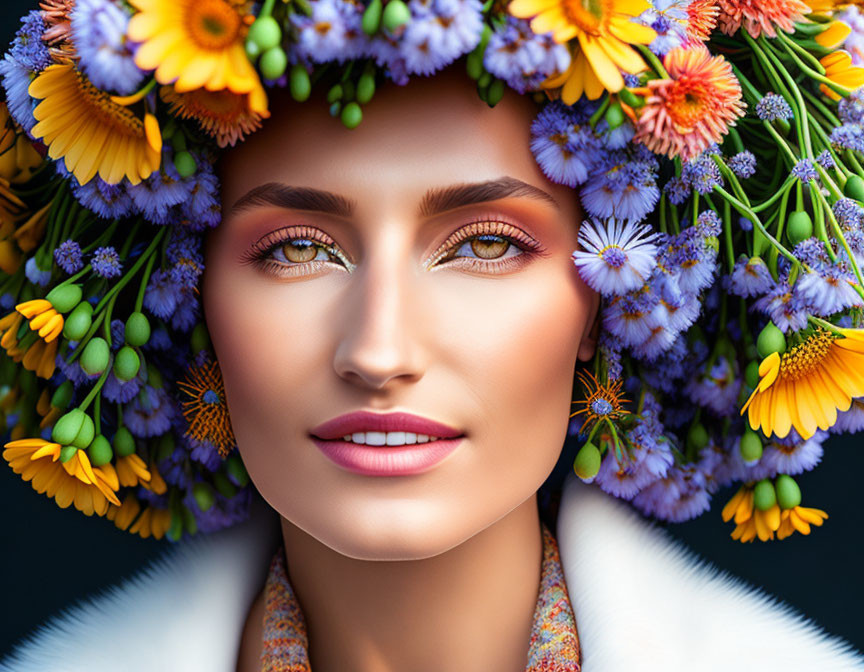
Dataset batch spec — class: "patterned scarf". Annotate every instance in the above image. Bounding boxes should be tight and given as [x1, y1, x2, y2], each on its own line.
[259, 522, 581, 671]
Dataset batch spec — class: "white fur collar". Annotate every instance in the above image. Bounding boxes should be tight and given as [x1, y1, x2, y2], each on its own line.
[2, 474, 862, 672]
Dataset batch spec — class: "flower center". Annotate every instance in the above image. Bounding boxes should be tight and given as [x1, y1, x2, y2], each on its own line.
[76, 70, 143, 135]
[601, 245, 626, 268]
[203, 389, 221, 404]
[561, 0, 611, 35]
[779, 328, 834, 382]
[185, 0, 243, 50]
[590, 398, 614, 415]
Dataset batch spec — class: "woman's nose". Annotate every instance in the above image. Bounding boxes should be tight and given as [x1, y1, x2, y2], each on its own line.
[332, 249, 427, 391]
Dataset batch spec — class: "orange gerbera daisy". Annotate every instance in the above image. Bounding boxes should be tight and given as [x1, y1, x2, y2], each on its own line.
[3, 438, 121, 516]
[741, 327, 864, 440]
[569, 370, 629, 434]
[128, 0, 262, 97]
[508, 0, 656, 102]
[28, 64, 161, 185]
[160, 85, 269, 147]
[177, 357, 237, 458]
[632, 46, 745, 161]
[716, 0, 809, 38]
[685, 0, 719, 43]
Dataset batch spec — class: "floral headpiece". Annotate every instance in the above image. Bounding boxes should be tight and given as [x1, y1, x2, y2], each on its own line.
[2, 0, 864, 544]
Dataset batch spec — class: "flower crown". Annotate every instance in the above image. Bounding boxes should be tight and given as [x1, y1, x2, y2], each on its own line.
[1, 0, 863, 544]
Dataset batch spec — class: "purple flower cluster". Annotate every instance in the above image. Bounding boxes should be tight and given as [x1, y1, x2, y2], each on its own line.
[638, 0, 689, 56]
[483, 16, 570, 93]
[143, 229, 204, 332]
[755, 93, 793, 121]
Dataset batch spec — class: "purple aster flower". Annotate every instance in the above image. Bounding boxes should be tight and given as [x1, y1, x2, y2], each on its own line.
[70, 0, 146, 94]
[124, 385, 175, 438]
[753, 278, 810, 332]
[684, 357, 741, 416]
[830, 123, 864, 152]
[602, 288, 662, 347]
[795, 265, 863, 316]
[571, 219, 658, 296]
[728, 151, 756, 179]
[143, 268, 182, 319]
[530, 102, 600, 187]
[696, 210, 722, 237]
[101, 369, 144, 403]
[24, 256, 51, 286]
[594, 444, 656, 499]
[10, 11, 51, 73]
[483, 16, 570, 93]
[670, 232, 717, 294]
[396, 0, 483, 76]
[833, 198, 864, 228]
[681, 154, 723, 195]
[791, 159, 818, 182]
[792, 238, 828, 265]
[633, 463, 712, 522]
[0, 55, 36, 133]
[72, 177, 135, 219]
[188, 438, 223, 471]
[55, 342, 99, 387]
[755, 93, 793, 121]
[580, 151, 659, 222]
[291, 0, 368, 64]
[816, 149, 836, 170]
[91, 246, 122, 278]
[725, 255, 774, 297]
[54, 240, 84, 274]
[833, 397, 864, 432]
[128, 151, 195, 224]
[838, 84, 864, 123]
[170, 290, 200, 332]
[760, 430, 825, 475]
[663, 176, 690, 205]
[182, 167, 221, 229]
[184, 485, 251, 534]
[639, 0, 689, 55]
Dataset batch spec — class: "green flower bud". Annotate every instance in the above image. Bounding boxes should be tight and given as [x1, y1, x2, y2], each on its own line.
[146, 362, 164, 388]
[191, 322, 211, 354]
[686, 422, 709, 452]
[260, 46, 288, 80]
[573, 441, 601, 480]
[213, 471, 238, 498]
[753, 478, 777, 511]
[52, 408, 85, 445]
[327, 84, 343, 103]
[226, 454, 250, 487]
[382, 0, 411, 31]
[113, 345, 140, 382]
[361, 0, 383, 35]
[182, 506, 198, 536]
[192, 482, 216, 512]
[166, 512, 184, 542]
[156, 432, 175, 461]
[486, 79, 504, 107]
[289, 64, 311, 102]
[63, 301, 93, 341]
[59, 444, 78, 463]
[80, 337, 110, 375]
[71, 412, 95, 449]
[786, 210, 813, 246]
[356, 73, 376, 104]
[618, 87, 645, 108]
[744, 360, 760, 389]
[477, 71, 491, 89]
[466, 50, 483, 80]
[113, 426, 136, 457]
[87, 434, 113, 467]
[605, 101, 625, 129]
[844, 174, 864, 202]
[248, 16, 282, 51]
[739, 430, 763, 464]
[45, 283, 82, 313]
[341, 81, 355, 101]
[125, 311, 150, 347]
[174, 150, 197, 178]
[245, 39, 261, 61]
[756, 322, 786, 359]
[341, 102, 363, 129]
[775, 473, 802, 510]
[51, 379, 74, 409]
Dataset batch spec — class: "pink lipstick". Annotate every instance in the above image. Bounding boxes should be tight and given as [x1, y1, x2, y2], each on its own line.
[310, 411, 465, 476]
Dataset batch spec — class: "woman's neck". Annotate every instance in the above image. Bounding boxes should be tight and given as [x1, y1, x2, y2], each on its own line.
[248, 494, 544, 672]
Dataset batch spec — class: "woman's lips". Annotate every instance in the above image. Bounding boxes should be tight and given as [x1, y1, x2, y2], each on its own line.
[310, 411, 465, 476]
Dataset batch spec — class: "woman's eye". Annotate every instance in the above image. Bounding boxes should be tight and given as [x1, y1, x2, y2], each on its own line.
[270, 239, 341, 265]
[442, 234, 523, 263]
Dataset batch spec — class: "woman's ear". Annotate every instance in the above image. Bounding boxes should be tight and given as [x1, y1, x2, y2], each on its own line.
[576, 291, 601, 362]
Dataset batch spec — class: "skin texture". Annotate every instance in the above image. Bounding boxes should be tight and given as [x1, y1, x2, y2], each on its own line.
[204, 68, 599, 672]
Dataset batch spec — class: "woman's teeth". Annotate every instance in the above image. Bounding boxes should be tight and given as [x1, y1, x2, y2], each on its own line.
[341, 432, 439, 446]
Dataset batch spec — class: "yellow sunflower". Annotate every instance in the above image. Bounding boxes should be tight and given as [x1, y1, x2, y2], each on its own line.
[28, 64, 161, 185]
[3, 438, 121, 516]
[160, 84, 269, 147]
[741, 327, 864, 440]
[508, 0, 656, 102]
[128, 0, 262, 97]
[819, 51, 864, 100]
[721, 485, 781, 542]
[0, 309, 58, 380]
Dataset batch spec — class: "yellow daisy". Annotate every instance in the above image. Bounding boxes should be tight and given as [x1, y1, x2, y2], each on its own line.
[508, 0, 656, 101]
[127, 0, 262, 96]
[28, 64, 162, 185]
[129, 505, 172, 539]
[721, 486, 781, 542]
[3, 438, 121, 516]
[0, 309, 59, 380]
[0, 104, 44, 184]
[776, 505, 828, 539]
[116, 452, 152, 487]
[16, 298, 64, 343]
[819, 51, 864, 101]
[741, 327, 864, 440]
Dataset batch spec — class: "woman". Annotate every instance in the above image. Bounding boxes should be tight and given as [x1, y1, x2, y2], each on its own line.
[1, 0, 864, 669]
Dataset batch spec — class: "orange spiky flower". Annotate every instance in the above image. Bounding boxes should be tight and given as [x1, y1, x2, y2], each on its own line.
[177, 357, 236, 458]
[570, 371, 629, 434]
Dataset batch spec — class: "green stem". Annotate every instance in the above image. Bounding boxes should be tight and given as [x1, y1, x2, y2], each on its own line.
[78, 364, 111, 414]
[635, 44, 669, 78]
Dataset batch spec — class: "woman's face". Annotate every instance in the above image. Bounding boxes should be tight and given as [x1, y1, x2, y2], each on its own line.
[204, 70, 599, 560]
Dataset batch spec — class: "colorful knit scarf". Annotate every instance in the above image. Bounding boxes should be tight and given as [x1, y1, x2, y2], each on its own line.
[259, 522, 581, 671]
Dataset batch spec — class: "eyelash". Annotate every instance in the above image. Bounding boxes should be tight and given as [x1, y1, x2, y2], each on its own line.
[241, 220, 545, 278]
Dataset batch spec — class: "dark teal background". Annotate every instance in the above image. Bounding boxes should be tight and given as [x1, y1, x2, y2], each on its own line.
[0, 1, 862, 659]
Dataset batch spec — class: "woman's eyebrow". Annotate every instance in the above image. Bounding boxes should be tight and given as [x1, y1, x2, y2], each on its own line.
[419, 177, 559, 217]
[228, 182, 355, 217]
